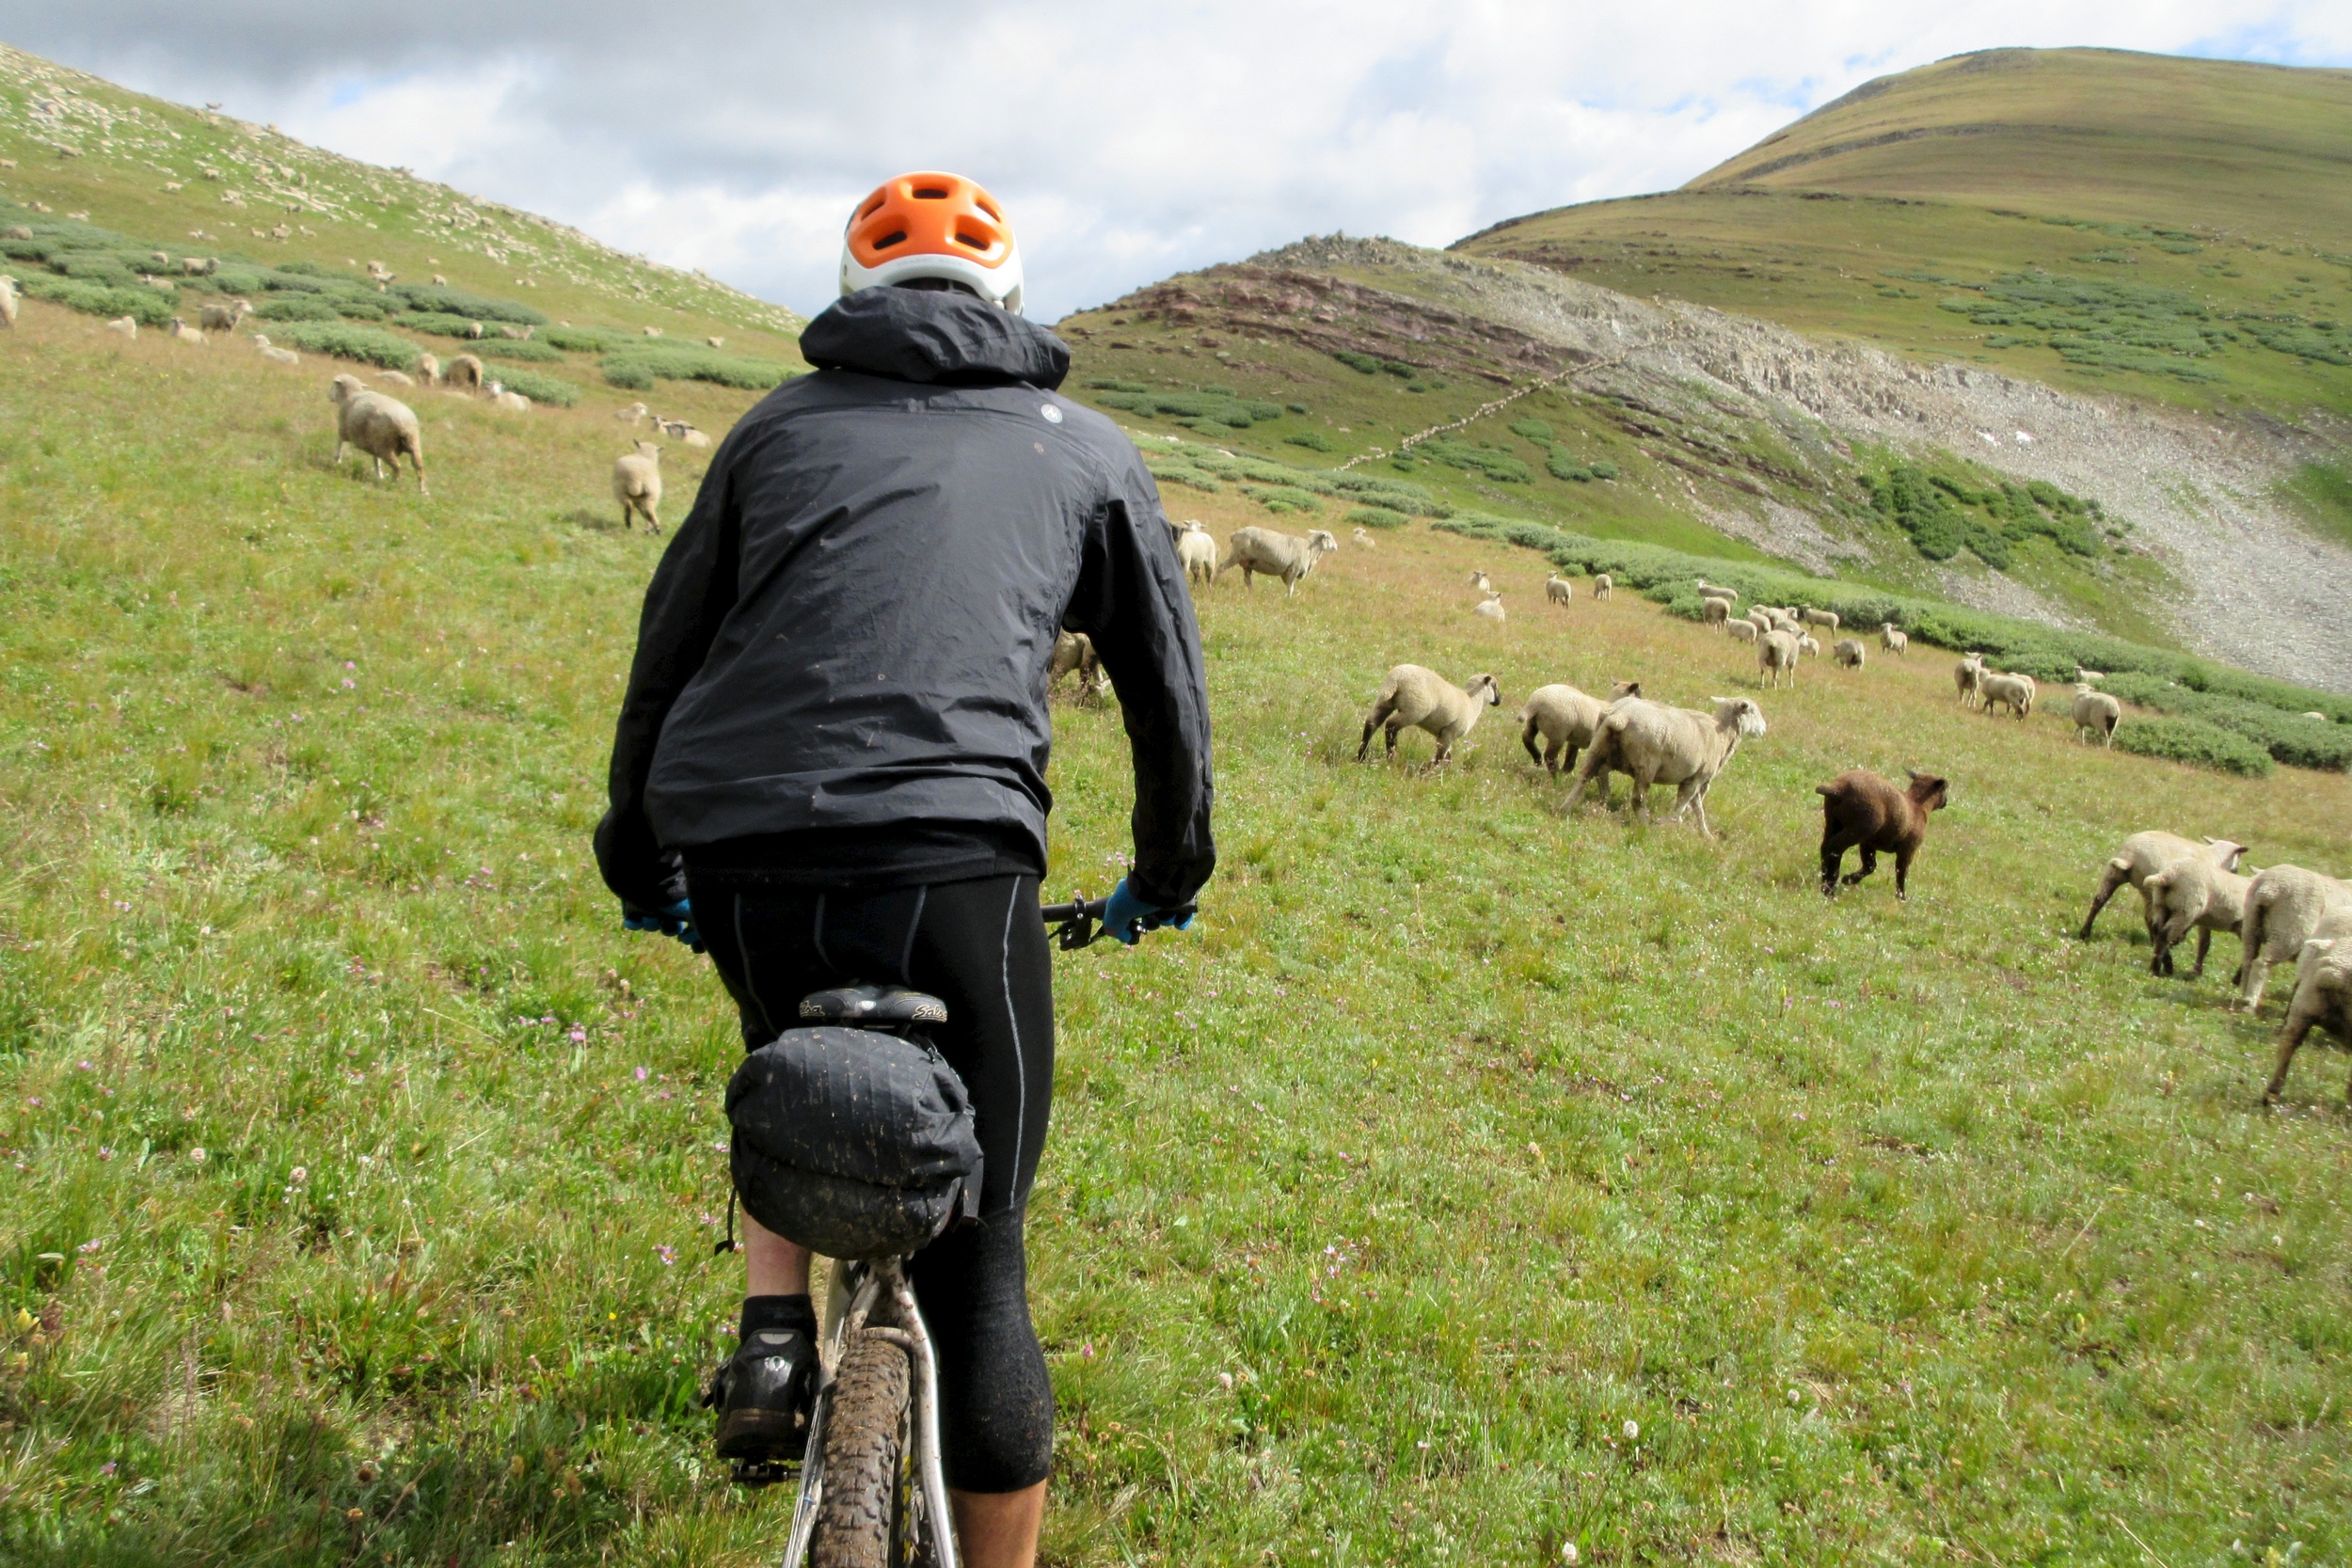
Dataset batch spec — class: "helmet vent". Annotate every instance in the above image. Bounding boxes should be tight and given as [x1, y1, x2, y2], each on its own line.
[955, 229, 989, 250]
[913, 185, 950, 199]
[871, 230, 907, 251]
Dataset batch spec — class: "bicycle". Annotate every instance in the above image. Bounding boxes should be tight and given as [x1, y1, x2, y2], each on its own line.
[759, 894, 1189, 1568]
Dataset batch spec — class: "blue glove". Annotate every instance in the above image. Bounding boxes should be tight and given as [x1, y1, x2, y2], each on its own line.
[1101, 877, 1192, 947]
[623, 897, 704, 953]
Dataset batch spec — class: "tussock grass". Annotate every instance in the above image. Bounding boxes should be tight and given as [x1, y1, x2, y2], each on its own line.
[3, 299, 2350, 1566]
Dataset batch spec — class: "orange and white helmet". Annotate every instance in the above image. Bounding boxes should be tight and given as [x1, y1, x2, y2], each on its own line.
[839, 171, 1024, 315]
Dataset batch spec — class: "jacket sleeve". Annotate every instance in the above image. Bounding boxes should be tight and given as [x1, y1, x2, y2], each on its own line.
[1061, 448, 1216, 908]
[594, 441, 744, 911]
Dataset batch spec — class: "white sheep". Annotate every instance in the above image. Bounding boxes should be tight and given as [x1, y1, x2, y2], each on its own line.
[661, 419, 713, 447]
[1358, 666, 1502, 764]
[417, 353, 441, 386]
[377, 369, 415, 388]
[1518, 678, 1641, 777]
[1954, 653, 1985, 707]
[1746, 606, 1773, 633]
[1833, 638, 1866, 669]
[2072, 685, 2122, 746]
[487, 384, 532, 413]
[1880, 623, 1908, 656]
[445, 354, 485, 391]
[2265, 906, 2352, 1102]
[1468, 570, 1493, 593]
[1766, 610, 1802, 636]
[250, 333, 299, 366]
[1049, 629, 1109, 697]
[197, 298, 249, 333]
[613, 440, 662, 532]
[464, 321, 485, 340]
[2076, 668, 2106, 684]
[644, 325, 664, 337]
[0, 274, 16, 328]
[328, 373, 427, 496]
[1591, 573, 1613, 600]
[1472, 591, 1505, 623]
[1702, 596, 1730, 630]
[1218, 526, 1337, 596]
[2144, 856, 2251, 980]
[1725, 618, 1758, 644]
[707, 335, 726, 349]
[1176, 523, 1218, 586]
[165, 317, 206, 345]
[2077, 832, 2249, 942]
[1796, 632, 1821, 659]
[1351, 526, 1377, 549]
[1800, 606, 1840, 636]
[616, 401, 649, 424]
[1696, 580, 1740, 604]
[1558, 694, 1768, 838]
[2300, 711, 2328, 721]
[1546, 573, 1572, 607]
[1980, 672, 2036, 720]
[2237, 865, 2352, 1014]
[1758, 629, 1800, 689]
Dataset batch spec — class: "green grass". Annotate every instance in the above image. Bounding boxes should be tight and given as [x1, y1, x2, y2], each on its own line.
[6, 296, 2352, 1566]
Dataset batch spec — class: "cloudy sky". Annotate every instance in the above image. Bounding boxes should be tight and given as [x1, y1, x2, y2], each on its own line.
[7, 2, 2350, 322]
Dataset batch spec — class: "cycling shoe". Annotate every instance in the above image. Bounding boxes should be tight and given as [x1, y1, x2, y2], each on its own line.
[704, 1323, 818, 1473]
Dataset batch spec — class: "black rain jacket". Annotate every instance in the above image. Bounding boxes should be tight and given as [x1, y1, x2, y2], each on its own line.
[595, 286, 1216, 911]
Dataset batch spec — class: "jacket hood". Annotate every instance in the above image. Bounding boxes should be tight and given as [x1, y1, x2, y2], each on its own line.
[799, 287, 1070, 389]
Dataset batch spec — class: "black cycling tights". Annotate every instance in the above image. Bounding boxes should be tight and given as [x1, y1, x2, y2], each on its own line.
[690, 872, 1056, 1492]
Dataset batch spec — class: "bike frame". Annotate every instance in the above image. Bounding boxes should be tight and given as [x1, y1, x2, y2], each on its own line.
[779, 1256, 958, 1568]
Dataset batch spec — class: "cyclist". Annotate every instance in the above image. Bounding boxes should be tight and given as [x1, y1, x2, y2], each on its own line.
[595, 171, 1215, 1567]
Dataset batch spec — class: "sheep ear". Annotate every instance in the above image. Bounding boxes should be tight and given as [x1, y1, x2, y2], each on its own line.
[1905, 767, 1922, 781]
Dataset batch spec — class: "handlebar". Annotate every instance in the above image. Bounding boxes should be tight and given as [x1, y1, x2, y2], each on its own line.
[1040, 895, 1198, 950]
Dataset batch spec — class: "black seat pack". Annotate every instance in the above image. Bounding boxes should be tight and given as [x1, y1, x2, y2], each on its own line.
[725, 1011, 983, 1260]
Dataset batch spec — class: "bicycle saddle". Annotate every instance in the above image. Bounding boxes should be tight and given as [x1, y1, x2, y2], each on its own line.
[797, 984, 948, 1027]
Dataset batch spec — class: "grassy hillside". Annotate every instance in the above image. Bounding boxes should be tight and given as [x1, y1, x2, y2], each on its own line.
[5, 289, 2352, 1566]
[1455, 49, 2352, 420]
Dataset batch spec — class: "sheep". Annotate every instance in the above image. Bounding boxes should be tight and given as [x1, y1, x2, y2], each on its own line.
[707, 335, 726, 349]
[1218, 526, 1337, 596]
[1796, 633, 1821, 659]
[1725, 618, 1758, 644]
[486, 385, 532, 413]
[1546, 573, 1572, 607]
[2263, 906, 2352, 1102]
[445, 354, 485, 391]
[417, 353, 441, 386]
[1558, 695, 1768, 837]
[616, 401, 650, 424]
[1518, 679, 1640, 777]
[1695, 579, 1740, 605]
[2302, 711, 2329, 721]
[1979, 672, 2035, 720]
[644, 325, 664, 337]
[1358, 666, 1502, 764]
[496, 324, 533, 341]
[0, 274, 15, 328]
[1766, 610, 1802, 636]
[1800, 606, 1840, 636]
[1591, 573, 1613, 600]
[1954, 653, 1985, 707]
[1468, 570, 1493, 593]
[1817, 768, 1947, 899]
[1758, 628, 1800, 689]
[165, 317, 206, 345]
[1746, 606, 1773, 633]
[252, 334, 300, 366]
[432, 274, 447, 285]
[2078, 832, 2249, 941]
[1880, 622, 1908, 656]
[2076, 668, 2106, 684]
[2071, 685, 2122, 746]
[660, 419, 713, 447]
[1176, 523, 1219, 586]
[1351, 526, 1376, 548]
[1049, 629, 1109, 697]
[612, 440, 662, 532]
[2143, 856, 2251, 979]
[1472, 591, 1505, 623]
[197, 298, 249, 333]
[2236, 865, 2352, 1014]
[104, 316, 138, 339]
[327, 373, 428, 496]
[1702, 596, 1730, 630]
[464, 321, 486, 341]
[180, 256, 217, 276]
[1833, 638, 1866, 670]
[377, 369, 415, 388]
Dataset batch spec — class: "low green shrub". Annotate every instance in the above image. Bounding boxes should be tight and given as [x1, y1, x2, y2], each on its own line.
[54, 252, 140, 286]
[1380, 360, 1415, 378]
[277, 259, 334, 278]
[1546, 451, 1593, 482]
[1344, 506, 1411, 531]
[390, 283, 546, 325]
[1333, 351, 1380, 374]
[263, 322, 422, 371]
[1416, 437, 1531, 483]
[1284, 431, 1336, 452]
[257, 294, 344, 323]
[542, 326, 632, 354]
[2098, 673, 2352, 770]
[1286, 403, 1311, 415]
[479, 367, 581, 407]
[479, 340, 565, 363]
[394, 311, 488, 339]
[2112, 717, 2274, 776]
[1509, 418, 1554, 443]
[19, 276, 177, 326]
[1329, 473, 1437, 512]
[1241, 484, 1324, 515]
[600, 344, 793, 391]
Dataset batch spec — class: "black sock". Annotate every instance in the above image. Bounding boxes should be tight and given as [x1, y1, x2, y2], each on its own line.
[740, 1293, 817, 1342]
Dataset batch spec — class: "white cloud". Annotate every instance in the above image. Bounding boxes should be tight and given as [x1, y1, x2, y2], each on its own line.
[8, 0, 2349, 321]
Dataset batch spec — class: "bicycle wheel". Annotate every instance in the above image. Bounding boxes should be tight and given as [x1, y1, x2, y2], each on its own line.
[810, 1329, 912, 1568]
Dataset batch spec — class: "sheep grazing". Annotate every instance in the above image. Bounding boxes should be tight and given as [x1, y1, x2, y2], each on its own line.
[328, 374, 428, 496]
[1880, 623, 1908, 656]
[416, 353, 441, 386]
[707, 335, 726, 349]
[1696, 580, 1740, 605]
[1518, 679, 1640, 777]
[1559, 695, 1768, 838]
[1800, 607, 1840, 636]
[2300, 710, 2328, 721]
[1725, 618, 1758, 644]
[2076, 668, 2106, 684]
[1979, 672, 2035, 720]
[1833, 638, 1867, 670]
[2143, 857, 2251, 979]
[198, 298, 249, 333]
[1954, 653, 1985, 707]
[2236, 865, 2352, 1014]
[1218, 526, 1337, 596]
[1175, 521, 1218, 585]
[1358, 666, 1501, 765]
[496, 324, 533, 341]
[612, 440, 662, 532]
[445, 354, 485, 391]
[2264, 907, 2352, 1102]
[250, 334, 299, 365]
[1472, 591, 1505, 623]
[1758, 629, 1799, 689]
[1702, 596, 1730, 629]
[644, 325, 663, 338]
[1049, 629, 1109, 698]
[1796, 633, 1821, 659]
[616, 401, 650, 424]
[660, 419, 713, 447]
[1467, 570, 1493, 593]
[464, 321, 486, 341]
[1817, 768, 1947, 899]
[165, 317, 206, 345]
[0, 274, 16, 328]
[180, 256, 217, 277]
[1591, 573, 1613, 600]
[1351, 526, 1376, 549]
[1546, 573, 1572, 607]
[2078, 832, 2249, 941]
[2072, 684, 2122, 746]
[486, 385, 532, 413]
[377, 369, 415, 388]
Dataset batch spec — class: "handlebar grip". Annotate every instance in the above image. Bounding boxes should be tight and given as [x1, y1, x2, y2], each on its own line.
[1039, 897, 1197, 948]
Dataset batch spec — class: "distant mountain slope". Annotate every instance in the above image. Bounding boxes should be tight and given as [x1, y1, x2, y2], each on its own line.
[1454, 50, 2352, 422]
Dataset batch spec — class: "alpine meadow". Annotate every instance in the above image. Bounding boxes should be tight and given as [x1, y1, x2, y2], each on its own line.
[5, 36, 2352, 1568]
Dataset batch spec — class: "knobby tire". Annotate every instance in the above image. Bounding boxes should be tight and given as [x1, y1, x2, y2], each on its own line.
[810, 1329, 913, 1568]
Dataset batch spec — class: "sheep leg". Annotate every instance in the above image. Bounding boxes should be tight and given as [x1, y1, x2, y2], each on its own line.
[1894, 848, 1914, 901]
[2078, 861, 2131, 940]
[1843, 847, 1879, 889]
[372, 454, 386, 482]
[1820, 840, 1849, 896]
[2263, 1013, 2317, 1102]
[2189, 927, 2212, 980]
[1559, 744, 1581, 778]
[1520, 721, 1544, 768]
[1356, 703, 1393, 762]
[1629, 766, 1660, 824]
[2239, 958, 2272, 1015]
[620, 502, 634, 532]
[332, 438, 347, 470]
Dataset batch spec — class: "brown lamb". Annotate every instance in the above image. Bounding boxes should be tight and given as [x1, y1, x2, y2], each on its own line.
[1817, 768, 1949, 900]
